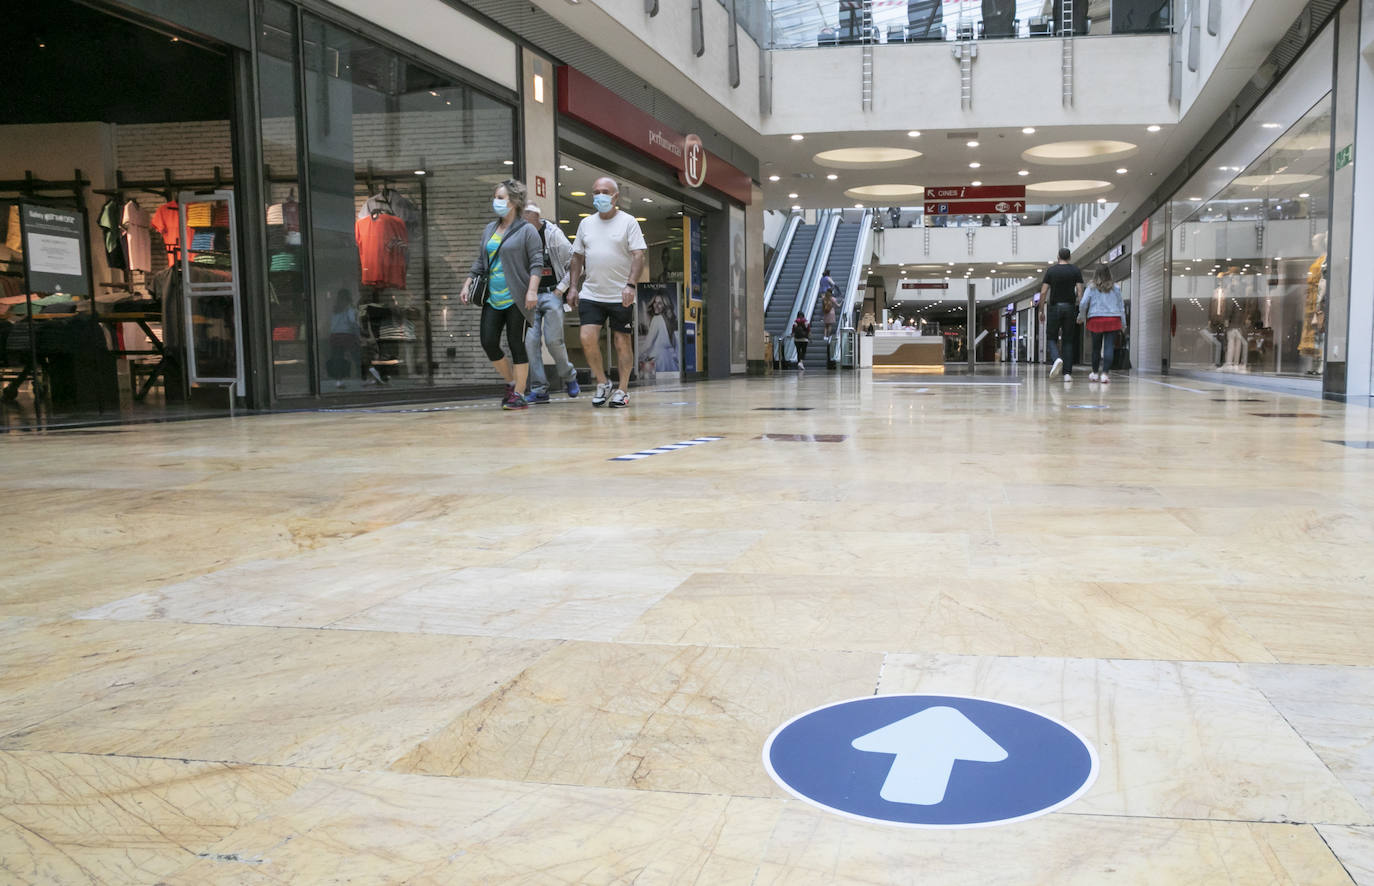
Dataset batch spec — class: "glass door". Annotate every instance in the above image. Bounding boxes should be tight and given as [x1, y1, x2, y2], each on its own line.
[178, 190, 245, 395]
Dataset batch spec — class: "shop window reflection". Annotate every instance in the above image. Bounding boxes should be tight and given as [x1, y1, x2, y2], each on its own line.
[1169, 97, 1331, 380]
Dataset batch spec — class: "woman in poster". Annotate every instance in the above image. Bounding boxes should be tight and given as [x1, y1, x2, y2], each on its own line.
[639, 292, 679, 381]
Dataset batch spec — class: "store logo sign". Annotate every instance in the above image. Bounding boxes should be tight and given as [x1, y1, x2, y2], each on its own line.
[683, 134, 707, 188]
[1336, 144, 1353, 171]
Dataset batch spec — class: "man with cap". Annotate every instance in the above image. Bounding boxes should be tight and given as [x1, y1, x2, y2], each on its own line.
[521, 202, 580, 402]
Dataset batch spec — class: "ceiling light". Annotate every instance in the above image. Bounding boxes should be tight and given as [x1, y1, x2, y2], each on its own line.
[428, 90, 439, 97]
[969, 162, 981, 169]
[559, 219, 570, 224]
[827, 174, 839, 180]
[1116, 168, 1128, 174]
[791, 134, 804, 141]
[1262, 122, 1281, 129]
[570, 190, 586, 197]
[1097, 197, 1107, 203]
[970, 180, 982, 186]
[636, 216, 647, 221]
[967, 140, 980, 148]
[1188, 196, 1201, 201]
[1299, 192, 1310, 198]
[413, 170, 426, 176]
[792, 204, 801, 210]
[578, 212, 590, 217]
[559, 164, 575, 172]
[854, 203, 864, 209]
[502, 160, 514, 165]
[1022, 127, 1036, 135]
[1147, 125, 1162, 132]
[908, 130, 921, 137]
[1018, 170, 1029, 176]
[788, 192, 799, 199]
[768, 175, 780, 182]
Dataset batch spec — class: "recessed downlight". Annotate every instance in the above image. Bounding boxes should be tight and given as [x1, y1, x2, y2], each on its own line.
[1116, 168, 1128, 174]
[791, 134, 804, 141]
[570, 190, 586, 197]
[967, 140, 979, 148]
[1017, 170, 1029, 176]
[768, 175, 780, 182]
[907, 130, 921, 137]
[970, 180, 983, 186]
[1147, 125, 1162, 132]
[1022, 127, 1036, 134]
[969, 162, 981, 169]
[826, 173, 839, 180]
[788, 192, 799, 199]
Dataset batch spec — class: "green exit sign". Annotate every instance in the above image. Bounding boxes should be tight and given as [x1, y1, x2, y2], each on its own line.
[1336, 144, 1353, 170]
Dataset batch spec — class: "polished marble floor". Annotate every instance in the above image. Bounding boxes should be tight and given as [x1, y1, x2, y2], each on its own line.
[2, 369, 1373, 884]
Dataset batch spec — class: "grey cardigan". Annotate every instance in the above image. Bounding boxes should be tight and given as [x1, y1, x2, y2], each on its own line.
[469, 218, 542, 320]
[1078, 284, 1126, 326]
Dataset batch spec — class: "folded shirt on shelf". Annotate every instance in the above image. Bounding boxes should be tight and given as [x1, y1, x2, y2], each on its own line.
[186, 203, 213, 227]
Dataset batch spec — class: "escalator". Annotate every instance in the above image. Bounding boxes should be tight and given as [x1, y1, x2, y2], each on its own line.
[807, 220, 864, 337]
[764, 222, 820, 337]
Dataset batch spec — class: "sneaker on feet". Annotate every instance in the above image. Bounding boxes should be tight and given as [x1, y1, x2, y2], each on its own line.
[1088, 372, 1100, 382]
[502, 389, 528, 410]
[566, 377, 580, 398]
[1063, 373, 1073, 383]
[1101, 374, 1111, 384]
[609, 389, 629, 409]
[526, 390, 550, 404]
[592, 381, 611, 407]
[1049, 358, 1064, 378]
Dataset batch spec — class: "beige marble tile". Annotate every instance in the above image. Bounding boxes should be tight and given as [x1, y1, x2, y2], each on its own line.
[393, 641, 883, 796]
[0, 750, 313, 886]
[1245, 664, 1374, 818]
[878, 654, 1371, 825]
[331, 565, 687, 641]
[160, 772, 777, 886]
[724, 529, 970, 577]
[0, 619, 242, 739]
[1318, 825, 1374, 886]
[1210, 584, 1374, 665]
[7, 628, 556, 770]
[513, 526, 768, 571]
[752, 805, 1355, 886]
[620, 573, 1273, 661]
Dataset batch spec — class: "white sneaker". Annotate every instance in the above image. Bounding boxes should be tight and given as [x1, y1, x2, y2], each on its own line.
[609, 389, 629, 409]
[1088, 372, 1100, 382]
[592, 381, 611, 407]
[1049, 358, 1064, 378]
[1063, 373, 1073, 383]
[1100, 374, 1111, 385]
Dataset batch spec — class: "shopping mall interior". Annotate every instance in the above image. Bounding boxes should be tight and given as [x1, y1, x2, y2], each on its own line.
[1, 0, 1372, 883]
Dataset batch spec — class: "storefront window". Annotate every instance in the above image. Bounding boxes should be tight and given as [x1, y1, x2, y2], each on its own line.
[1169, 96, 1332, 379]
[258, 0, 309, 398]
[301, 15, 517, 393]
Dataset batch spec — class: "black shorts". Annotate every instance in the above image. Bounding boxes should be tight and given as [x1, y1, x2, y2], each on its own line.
[578, 299, 633, 334]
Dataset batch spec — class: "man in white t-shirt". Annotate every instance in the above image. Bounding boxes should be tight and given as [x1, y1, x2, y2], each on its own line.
[568, 177, 647, 408]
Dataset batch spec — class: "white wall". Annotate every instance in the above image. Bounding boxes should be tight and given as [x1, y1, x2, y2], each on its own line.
[324, 0, 518, 91]
[1177, 0, 1310, 118]
[876, 225, 1061, 267]
[767, 35, 1173, 134]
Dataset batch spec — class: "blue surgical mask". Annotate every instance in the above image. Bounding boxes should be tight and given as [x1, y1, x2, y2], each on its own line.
[592, 194, 614, 213]
[492, 198, 509, 216]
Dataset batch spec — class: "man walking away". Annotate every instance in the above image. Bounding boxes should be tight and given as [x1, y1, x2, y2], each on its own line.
[1040, 248, 1084, 382]
[568, 177, 647, 409]
[521, 203, 579, 403]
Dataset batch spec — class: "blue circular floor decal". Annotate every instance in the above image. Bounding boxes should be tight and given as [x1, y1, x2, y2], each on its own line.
[763, 694, 1098, 828]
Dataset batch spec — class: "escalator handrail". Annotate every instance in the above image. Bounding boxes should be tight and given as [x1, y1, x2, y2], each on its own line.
[763, 212, 802, 313]
[790, 211, 839, 328]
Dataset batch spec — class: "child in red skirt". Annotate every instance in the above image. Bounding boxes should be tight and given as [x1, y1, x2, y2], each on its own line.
[1077, 264, 1127, 383]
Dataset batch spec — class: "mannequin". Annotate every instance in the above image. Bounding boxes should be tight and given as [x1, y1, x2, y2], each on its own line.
[1299, 232, 1327, 373]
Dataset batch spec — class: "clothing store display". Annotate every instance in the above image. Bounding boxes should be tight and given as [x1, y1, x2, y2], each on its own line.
[211, 202, 230, 228]
[282, 198, 299, 232]
[191, 231, 218, 252]
[266, 203, 284, 226]
[186, 202, 213, 227]
[355, 212, 408, 289]
[121, 201, 152, 272]
[1299, 254, 1326, 357]
[151, 202, 181, 266]
[269, 251, 299, 272]
[98, 199, 127, 270]
[6, 205, 21, 252]
[358, 189, 418, 229]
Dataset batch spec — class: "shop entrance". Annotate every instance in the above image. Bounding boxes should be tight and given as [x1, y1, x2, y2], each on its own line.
[2, 0, 240, 428]
[553, 152, 707, 386]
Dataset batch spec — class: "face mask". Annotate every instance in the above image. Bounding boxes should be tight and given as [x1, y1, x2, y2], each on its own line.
[492, 198, 509, 216]
[592, 194, 614, 213]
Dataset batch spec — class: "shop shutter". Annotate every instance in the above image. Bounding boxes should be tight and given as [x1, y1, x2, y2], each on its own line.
[1135, 243, 1165, 373]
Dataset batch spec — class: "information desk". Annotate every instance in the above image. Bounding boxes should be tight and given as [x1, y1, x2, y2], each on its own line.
[871, 331, 945, 372]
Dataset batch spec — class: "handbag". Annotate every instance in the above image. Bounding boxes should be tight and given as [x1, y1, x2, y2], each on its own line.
[470, 227, 495, 306]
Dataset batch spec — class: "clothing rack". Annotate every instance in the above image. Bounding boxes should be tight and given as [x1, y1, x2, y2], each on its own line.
[0, 170, 90, 206]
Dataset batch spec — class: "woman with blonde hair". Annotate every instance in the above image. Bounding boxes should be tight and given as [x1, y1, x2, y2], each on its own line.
[1077, 263, 1127, 383]
[460, 179, 544, 410]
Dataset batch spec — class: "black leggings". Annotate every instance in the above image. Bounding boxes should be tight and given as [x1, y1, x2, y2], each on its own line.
[795, 340, 809, 362]
[480, 302, 528, 364]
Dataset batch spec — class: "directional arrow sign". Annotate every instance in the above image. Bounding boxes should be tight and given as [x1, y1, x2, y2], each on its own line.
[852, 706, 1008, 805]
[764, 694, 1098, 828]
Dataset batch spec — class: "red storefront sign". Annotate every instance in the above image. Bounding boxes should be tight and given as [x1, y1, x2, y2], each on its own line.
[557, 66, 751, 204]
[924, 199, 1026, 215]
[924, 185, 1026, 201]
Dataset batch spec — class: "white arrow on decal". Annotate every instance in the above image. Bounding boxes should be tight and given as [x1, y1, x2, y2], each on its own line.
[851, 706, 1008, 805]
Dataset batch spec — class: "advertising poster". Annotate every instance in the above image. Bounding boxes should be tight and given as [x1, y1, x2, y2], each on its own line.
[729, 205, 746, 373]
[637, 282, 681, 384]
[20, 203, 91, 296]
[682, 216, 702, 373]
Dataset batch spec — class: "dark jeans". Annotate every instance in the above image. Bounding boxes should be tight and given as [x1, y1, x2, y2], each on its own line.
[480, 301, 529, 364]
[795, 340, 809, 363]
[1046, 302, 1077, 369]
[1091, 330, 1117, 373]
